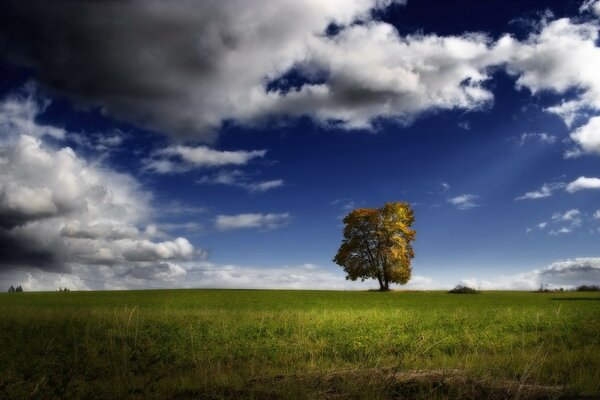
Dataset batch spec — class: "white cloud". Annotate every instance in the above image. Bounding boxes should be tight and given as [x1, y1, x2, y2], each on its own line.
[198, 170, 284, 192]
[515, 181, 565, 200]
[548, 209, 582, 234]
[0, 85, 66, 141]
[500, 18, 600, 124]
[0, 90, 201, 280]
[527, 209, 585, 235]
[568, 117, 600, 156]
[553, 209, 581, 222]
[121, 238, 195, 262]
[550, 227, 573, 235]
[250, 180, 285, 192]
[4, 257, 447, 291]
[9, 256, 600, 292]
[594, 210, 600, 219]
[457, 121, 471, 130]
[447, 194, 479, 210]
[215, 213, 291, 231]
[264, 25, 496, 130]
[580, 0, 600, 16]
[566, 176, 600, 192]
[495, 17, 600, 158]
[144, 146, 267, 173]
[517, 132, 557, 146]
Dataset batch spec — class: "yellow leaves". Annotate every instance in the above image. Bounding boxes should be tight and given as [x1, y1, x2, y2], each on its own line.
[333, 202, 416, 289]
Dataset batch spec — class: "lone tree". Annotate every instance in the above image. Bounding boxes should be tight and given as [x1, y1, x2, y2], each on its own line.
[334, 202, 415, 291]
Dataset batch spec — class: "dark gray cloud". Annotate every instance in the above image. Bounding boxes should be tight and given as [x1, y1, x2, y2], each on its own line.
[0, 90, 199, 280]
[0, 0, 386, 139]
[0, 230, 65, 271]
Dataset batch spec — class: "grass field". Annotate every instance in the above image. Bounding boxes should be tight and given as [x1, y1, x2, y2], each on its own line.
[1, 289, 599, 399]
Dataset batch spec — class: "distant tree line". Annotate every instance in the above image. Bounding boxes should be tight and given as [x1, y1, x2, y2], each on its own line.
[536, 283, 600, 292]
[7, 285, 23, 292]
[447, 284, 600, 294]
[576, 284, 600, 292]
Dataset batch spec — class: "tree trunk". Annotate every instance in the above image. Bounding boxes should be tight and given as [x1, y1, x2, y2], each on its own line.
[382, 264, 390, 291]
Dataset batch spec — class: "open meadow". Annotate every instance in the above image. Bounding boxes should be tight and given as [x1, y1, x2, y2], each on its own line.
[1, 289, 599, 399]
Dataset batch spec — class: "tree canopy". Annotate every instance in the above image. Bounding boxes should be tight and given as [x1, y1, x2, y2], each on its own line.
[333, 202, 415, 291]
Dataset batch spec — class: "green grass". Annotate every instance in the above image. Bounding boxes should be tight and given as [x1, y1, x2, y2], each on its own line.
[1, 289, 599, 399]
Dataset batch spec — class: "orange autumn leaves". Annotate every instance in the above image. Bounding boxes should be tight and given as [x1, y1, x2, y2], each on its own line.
[333, 202, 415, 291]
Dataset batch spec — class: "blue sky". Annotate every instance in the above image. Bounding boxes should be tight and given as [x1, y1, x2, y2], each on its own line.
[1, 0, 600, 290]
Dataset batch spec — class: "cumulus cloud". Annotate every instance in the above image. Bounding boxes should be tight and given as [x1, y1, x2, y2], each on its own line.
[144, 146, 267, 173]
[447, 194, 479, 210]
[0, 90, 200, 281]
[500, 18, 600, 124]
[197, 170, 283, 192]
[215, 213, 291, 231]
[580, 0, 600, 16]
[566, 176, 600, 192]
[0, 0, 402, 139]
[515, 181, 565, 200]
[121, 237, 195, 262]
[568, 117, 600, 157]
[493, 16, 600, 158]
[1, 1, 599, 142]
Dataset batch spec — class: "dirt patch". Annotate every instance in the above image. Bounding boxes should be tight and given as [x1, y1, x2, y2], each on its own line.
[245, 368, 588, 400]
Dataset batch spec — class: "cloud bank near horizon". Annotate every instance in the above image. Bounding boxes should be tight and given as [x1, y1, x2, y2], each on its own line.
[3, 256, 599, 292]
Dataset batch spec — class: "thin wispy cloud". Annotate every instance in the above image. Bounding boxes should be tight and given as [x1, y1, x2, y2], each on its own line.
[215, 213, 291, 231]
[516, 181, 565, 200]
[198, 170, 284, 192]
[143, 146, 267, 174]
[447, 194, 479, 210]
[517, 132, 557, 146]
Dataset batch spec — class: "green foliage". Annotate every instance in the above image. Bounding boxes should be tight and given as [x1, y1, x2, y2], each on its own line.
[334, 202, 416, 290]
[448, 285, 480, 294]
[576, 284, 600, 292]
[0, 289, 599, 399]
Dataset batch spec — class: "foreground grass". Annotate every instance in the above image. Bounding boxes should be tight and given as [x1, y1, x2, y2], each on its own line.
[1, 290, 599, 399]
